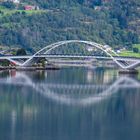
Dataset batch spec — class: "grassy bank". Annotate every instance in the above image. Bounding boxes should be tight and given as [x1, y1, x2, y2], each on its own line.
[119, 44, 140, 58]
[119, 51, 140, 58]
[0, 6, 47, 17]
[133, 44, 140, 50]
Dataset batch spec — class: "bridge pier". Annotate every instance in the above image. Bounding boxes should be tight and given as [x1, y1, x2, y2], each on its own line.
[119, 69, 139, 75]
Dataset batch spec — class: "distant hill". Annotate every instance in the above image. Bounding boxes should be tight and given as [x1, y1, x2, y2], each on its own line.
[0, 0, 139, 51]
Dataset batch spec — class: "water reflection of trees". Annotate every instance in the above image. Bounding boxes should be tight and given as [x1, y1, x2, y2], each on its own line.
[0, 68, 139, 128]
[0, 87, 140, 140]
[0, 80, 140, 140]
[46, 67, 117, 85]
[0, 84, 139, 119]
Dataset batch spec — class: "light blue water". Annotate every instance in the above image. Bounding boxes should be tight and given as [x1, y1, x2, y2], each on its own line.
[0, 67, 140, 140]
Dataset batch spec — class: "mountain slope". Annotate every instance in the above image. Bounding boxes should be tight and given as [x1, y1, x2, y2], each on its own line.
[0, 0, 139, 51]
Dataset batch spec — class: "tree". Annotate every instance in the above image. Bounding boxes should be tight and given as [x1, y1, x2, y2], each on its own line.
[16, 48, 27, 56]
[133, 48, 139, 53]
[1, 1, 16, 9]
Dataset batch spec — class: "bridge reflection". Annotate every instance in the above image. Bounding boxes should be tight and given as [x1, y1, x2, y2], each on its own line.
[0, 70, 139, 106]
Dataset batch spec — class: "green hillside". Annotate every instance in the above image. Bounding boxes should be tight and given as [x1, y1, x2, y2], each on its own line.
[0, 0, 139, 52]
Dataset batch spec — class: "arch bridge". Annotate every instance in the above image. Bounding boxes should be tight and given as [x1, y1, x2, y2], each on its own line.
[0, 40, 140, 69]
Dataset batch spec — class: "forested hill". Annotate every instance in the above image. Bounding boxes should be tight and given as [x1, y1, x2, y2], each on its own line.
[0, 0, 140, 51]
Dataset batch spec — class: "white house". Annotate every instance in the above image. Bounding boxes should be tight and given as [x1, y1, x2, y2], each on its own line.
[103, 45, 112, 51]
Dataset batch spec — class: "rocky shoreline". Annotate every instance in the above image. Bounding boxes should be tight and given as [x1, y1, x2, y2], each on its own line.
[0, 65, 60, 71]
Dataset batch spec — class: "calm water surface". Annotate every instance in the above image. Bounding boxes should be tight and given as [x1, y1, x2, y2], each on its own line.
[0, 67, 140, 140]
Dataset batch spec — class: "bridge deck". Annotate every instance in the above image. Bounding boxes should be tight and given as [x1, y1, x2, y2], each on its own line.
[0, 55, 139, 62]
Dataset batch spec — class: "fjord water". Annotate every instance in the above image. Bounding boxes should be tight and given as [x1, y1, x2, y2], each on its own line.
[0, 67, 140, 140]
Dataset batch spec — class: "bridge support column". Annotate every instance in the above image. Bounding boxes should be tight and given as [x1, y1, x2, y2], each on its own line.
[119, 69, 139, 75]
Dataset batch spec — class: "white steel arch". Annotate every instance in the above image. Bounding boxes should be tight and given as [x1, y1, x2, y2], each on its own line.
[22, 40, 140, 69]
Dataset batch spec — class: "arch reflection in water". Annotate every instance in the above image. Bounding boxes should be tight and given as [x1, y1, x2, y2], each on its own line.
[0, 70, 139, 106]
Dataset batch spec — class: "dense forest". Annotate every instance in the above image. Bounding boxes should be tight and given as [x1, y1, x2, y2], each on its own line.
[0, 0, 140, 52]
